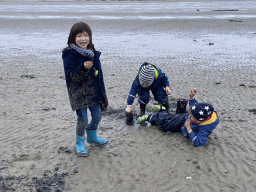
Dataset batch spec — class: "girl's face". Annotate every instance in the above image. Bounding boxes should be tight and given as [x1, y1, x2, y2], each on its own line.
[75, 31, 90, 49]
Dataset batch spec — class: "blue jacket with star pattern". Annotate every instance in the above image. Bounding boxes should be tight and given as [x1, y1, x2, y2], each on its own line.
[181, 99, 219, 147]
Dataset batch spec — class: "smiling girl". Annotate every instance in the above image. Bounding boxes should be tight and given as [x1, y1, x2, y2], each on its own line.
[62, 22, 108, 157]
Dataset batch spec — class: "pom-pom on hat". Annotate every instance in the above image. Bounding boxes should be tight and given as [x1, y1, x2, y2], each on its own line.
[139, 64, 155, 83]
[191, 103, 214, 121]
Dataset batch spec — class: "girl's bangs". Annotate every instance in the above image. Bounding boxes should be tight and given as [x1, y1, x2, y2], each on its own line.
[72, 23, 91, 37]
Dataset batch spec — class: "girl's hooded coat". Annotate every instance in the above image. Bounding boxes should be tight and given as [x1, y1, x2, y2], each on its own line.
[62, 48, 108, 111]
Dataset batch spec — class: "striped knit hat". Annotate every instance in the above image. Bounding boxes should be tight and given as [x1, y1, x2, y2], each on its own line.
[139, 64, 155, 83]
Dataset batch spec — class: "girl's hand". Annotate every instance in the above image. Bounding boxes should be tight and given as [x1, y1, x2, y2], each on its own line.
[165, 87, 171, 95]
[189, 88, 197, 100]
[84, 61, 93, 69]
[125, 105, 132, 114]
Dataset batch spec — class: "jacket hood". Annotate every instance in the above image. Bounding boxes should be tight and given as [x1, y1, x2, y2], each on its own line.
[62, 48, 78, 59]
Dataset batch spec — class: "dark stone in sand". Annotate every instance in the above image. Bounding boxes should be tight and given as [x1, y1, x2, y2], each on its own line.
[55, 188, 62, 192]
[5, 176, 15, 180]
[20, 74, 36, 79]
[58, 147, 72, 154]
[42, 108, 56, 111]
[44, 170, 51, 177]
[209, 43, 214, 45]
[33, 174, 65, 192]
[249, 85, 256, 88]
[54, 167, 59, 172]
[16, 176, 27, 183]
[249, 109, 256, 114]
[0, 167, 7, 171]
[0, 165, 70, 191]
[0, 160, 71, 192]
[32, 177, 38, 181]
[229, 20, 242, 22]
[239, 84, 246, 87]
[36, 186, 51, 192]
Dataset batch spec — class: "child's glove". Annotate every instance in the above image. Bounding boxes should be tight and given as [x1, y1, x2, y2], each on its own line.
[94, 70, 99, 77]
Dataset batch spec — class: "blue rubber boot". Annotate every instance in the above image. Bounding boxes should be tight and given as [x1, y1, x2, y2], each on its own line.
[76, 135, 88, 157]
[86, 130, 108, 146]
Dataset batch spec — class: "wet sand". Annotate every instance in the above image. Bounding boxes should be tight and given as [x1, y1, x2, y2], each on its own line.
[0, 1, 256, 191]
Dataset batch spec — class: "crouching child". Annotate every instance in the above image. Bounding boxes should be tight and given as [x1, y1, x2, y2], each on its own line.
[125, 62, 171, 120]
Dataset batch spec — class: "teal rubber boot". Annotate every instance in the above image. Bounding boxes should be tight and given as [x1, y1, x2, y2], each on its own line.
[76, 135, 88, 157]
[86, 130, 108, 146]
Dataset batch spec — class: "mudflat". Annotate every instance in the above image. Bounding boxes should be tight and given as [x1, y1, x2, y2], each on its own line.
[0, 1, 256, 191]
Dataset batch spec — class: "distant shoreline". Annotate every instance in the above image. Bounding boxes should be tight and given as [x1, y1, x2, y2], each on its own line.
[0, 0, 243, 3]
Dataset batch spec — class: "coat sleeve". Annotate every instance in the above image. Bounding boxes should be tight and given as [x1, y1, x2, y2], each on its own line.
[189, 99, 198, 107]
[94, 51, 109, 107]
[181, 125, 189, 138]
[63, 53, 89, 83]
[159, 69, 170, 87]
[189, 129, 208, 147]
[127, 77, 140, 105]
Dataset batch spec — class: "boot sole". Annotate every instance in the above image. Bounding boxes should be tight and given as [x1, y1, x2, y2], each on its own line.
[87, 140, 108, 146]
[77, 152, 88, 157]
